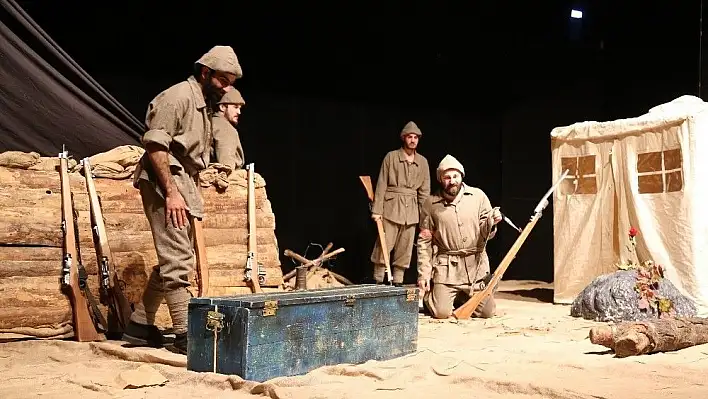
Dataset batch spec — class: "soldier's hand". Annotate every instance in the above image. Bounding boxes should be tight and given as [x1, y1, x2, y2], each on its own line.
[371, 213, 382, 221]
[491, 207, 502, 224]
[419, 228, 432, 240]
[166, 190, 189, 229]
[417, 278, 430, 292]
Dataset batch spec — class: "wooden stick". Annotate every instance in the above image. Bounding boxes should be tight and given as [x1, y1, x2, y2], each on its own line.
[328, 270, 354, 285]
[306, 248, 345, 277]
[282, 242, 333, 280]
[283, 248, 346, 280]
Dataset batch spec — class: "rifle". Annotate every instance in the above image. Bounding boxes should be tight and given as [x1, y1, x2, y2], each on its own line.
[58, 148, 104, 342]
[358, 176, 393, 285]
[244, 163, 265, 293]
[452, 169, 570, 320]
[81, 157, 133, 338]
[192, 216, 210, 296]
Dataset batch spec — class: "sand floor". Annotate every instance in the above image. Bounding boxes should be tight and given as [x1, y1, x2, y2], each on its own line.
[1, 280, 707, 399]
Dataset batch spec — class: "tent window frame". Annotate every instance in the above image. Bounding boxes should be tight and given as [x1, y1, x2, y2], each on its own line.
[636, 148, 683, 194]
[560, 154, 598, 195]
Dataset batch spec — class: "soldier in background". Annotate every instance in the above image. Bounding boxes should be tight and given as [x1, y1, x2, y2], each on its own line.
[370, 121, 431, 286]
[211, 89, 246, 172]
[416, 154, 502, 319]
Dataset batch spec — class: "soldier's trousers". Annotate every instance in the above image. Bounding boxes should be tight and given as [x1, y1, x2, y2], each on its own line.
[370, 218, 416, 284]
[424, 282, 496, 319]
[129, 180, 193, 334]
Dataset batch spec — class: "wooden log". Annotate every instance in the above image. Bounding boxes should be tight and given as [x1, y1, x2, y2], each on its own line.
[0, 244, 280, 270]
[0, 187, 271, 215]
[0, 222, 277, 248]
[0, 207, 276, 233]
[0, 307, 72, 330]
[0, 167, 86, 191]
[589, 317, 708, 358]
[101, 211, 276, 231]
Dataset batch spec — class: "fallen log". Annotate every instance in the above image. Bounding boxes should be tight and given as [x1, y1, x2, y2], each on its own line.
[589, 317, 708, 358]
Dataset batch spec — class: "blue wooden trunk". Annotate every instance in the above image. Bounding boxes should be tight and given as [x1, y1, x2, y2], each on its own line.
[186, 284, 419, 381]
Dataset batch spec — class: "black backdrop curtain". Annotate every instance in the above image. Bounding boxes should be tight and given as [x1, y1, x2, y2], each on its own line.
[0, 0, 142, 159]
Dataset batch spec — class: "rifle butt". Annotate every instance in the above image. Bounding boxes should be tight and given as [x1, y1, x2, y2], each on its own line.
[110, 288, 134, 333]
[451, 290, 487, 320]
[358, 176, 375, 202]
[374, 219, 393, 284]
[66, 287, 104, 341]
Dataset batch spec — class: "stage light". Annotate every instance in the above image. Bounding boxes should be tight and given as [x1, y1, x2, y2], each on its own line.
[571, 9, 583, 19]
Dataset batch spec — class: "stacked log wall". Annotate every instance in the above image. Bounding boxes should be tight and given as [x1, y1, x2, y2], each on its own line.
[0, 167, 283, 332]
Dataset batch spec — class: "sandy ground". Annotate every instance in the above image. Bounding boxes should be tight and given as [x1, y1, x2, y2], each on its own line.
[1, 280, 707, 399]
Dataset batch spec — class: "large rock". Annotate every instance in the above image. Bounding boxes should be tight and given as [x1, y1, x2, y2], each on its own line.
[570, 269, 697, 322]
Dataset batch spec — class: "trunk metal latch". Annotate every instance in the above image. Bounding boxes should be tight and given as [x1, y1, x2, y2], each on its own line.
[206, 310, 225, 332]
[263, 300, 278, 316]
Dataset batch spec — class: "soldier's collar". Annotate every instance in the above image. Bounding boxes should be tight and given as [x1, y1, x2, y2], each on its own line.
[397, 148, 419, 164]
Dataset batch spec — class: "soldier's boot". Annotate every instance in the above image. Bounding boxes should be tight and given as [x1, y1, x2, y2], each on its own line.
[122, 269, 165, 348]
[392, 266, 406, 287]
[165, 287, 191, 355]
[373, 263, 387, 284]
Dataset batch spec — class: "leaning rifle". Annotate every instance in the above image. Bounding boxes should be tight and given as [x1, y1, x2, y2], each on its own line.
[244, 163, 266, 293]
[358, 176, 393, 285]
[58, 148, 104, 342]
[81, 157, 133, 338]
[451, 169, 570, 320]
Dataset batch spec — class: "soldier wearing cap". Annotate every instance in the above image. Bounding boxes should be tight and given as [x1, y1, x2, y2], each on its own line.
[211, 89, 246, 173]
[416, 154, 502, 319]
[124, 45, 242, 354]
[370, 121, 431, 286]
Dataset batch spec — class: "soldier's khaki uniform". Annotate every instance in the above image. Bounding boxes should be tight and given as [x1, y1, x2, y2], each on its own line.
[212, 89, 245, 171]
[129, 46, 242, 335]
[417, 155, 498, 319]
[370, 121, 430, 284]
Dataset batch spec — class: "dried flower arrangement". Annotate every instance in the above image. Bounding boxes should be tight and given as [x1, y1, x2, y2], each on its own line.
[615, 227, 675, 317]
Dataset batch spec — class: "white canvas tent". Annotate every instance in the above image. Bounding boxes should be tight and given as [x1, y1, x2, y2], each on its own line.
[551, 95, 708, 316]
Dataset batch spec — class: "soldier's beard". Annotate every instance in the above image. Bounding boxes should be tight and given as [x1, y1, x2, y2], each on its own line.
[443, 183, 460, 198]
[204, 84, 224, 111]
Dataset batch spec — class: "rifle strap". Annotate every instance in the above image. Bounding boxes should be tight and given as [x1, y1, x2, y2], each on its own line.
[78, 265, 108, 333]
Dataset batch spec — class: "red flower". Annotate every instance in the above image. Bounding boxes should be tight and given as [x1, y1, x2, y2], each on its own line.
[629, 227, 639, 237]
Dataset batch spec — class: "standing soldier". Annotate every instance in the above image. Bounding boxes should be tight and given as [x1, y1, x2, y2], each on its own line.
[370, 121, 431, 286]
[122, 46, 242, 354]
[416, 154, 502, 319]
[211, 89, 246, 172]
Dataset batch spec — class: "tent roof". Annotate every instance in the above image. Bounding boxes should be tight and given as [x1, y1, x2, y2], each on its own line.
[550, 95, 708, 143]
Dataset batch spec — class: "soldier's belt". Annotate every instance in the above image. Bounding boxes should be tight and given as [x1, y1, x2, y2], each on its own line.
[385, 187, 417, 196]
